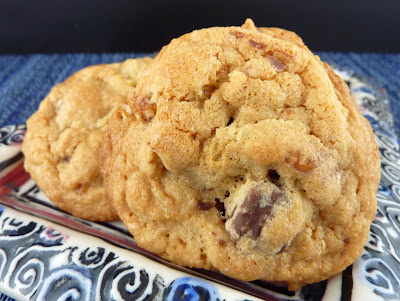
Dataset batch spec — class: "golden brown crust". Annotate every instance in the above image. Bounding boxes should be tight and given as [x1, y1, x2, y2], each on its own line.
[100, 21, 380, 289]
[22, 57, 153, 221]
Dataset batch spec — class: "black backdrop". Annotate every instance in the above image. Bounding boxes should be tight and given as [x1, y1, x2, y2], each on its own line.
[1, 0, 400, 54]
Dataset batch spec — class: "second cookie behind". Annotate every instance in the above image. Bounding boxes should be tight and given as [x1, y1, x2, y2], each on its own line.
[22, 57, 153, 221]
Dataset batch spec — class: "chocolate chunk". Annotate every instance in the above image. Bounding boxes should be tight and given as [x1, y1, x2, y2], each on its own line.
[227, 186, 286, 240]
[249, 39, 266, 50]
[277, 243, 288, 254]
[229, 30, 245, 39]
[61, 156, 71, 163]
[197, 200, 214, 211]
[214, 198, 226, 217]
[266, 55, 286, 71]
[267, 169, 280, 185]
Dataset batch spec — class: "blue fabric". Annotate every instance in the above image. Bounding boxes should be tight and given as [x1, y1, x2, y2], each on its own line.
[0, 53, 399, 139]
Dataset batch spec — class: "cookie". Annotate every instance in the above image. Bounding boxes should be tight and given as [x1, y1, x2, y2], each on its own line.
[22, 57, 153, 221]
[100, 20, 380, 289]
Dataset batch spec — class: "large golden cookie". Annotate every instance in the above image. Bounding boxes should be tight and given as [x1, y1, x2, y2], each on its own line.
[22, 57, 153, 221]
[100, 20, 380, 289]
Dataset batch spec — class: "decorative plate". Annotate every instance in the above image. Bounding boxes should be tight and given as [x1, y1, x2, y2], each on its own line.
[0, 68, 399, 301]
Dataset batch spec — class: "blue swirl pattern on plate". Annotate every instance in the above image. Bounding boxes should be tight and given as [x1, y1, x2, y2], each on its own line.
[0, 209, 222, 300]
[362, 116, 400, 300]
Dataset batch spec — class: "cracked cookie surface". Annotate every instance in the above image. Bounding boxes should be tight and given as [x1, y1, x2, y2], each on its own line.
[22, 57, 153, 221]
[100, 20, 380, 289]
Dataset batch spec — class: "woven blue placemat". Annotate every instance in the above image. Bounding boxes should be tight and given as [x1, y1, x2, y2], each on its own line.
[0, 53, 399, 139]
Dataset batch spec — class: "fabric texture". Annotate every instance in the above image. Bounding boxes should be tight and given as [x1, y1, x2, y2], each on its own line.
[0, 53, 399, 139]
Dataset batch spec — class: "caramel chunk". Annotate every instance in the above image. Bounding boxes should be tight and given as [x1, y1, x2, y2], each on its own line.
[285, 152, 313, 172]
[131, 94, 157, 121]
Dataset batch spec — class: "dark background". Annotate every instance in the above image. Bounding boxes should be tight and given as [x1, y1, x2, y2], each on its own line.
[1, 0, 400, 54]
